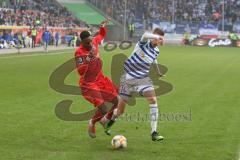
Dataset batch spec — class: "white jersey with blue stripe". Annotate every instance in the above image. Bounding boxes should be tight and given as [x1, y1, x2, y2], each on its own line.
[124, 40, 160, 79]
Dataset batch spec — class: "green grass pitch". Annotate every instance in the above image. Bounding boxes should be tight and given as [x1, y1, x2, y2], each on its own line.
[0, 46, 239, 160]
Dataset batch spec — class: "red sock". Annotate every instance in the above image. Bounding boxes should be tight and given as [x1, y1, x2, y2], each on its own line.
[106, 105, 117, 120]
[91, 109, 103, 124]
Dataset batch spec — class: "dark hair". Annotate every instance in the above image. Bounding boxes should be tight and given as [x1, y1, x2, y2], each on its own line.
[153, 28, 164, 36]
[80, 31, 91, 41]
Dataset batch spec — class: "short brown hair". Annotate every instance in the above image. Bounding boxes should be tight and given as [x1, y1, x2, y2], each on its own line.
[153, 28, 164, 36]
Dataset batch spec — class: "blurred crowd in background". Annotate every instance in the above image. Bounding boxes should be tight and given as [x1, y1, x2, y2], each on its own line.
[0, 0, 240, 50]
[0, 0, 88, 27]
[88, 0, 240, 27]
[0, 0, 88, 50]
[0, 27, 80, 49]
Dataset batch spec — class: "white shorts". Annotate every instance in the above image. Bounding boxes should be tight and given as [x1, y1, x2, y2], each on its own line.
[119, 73, 154, 101]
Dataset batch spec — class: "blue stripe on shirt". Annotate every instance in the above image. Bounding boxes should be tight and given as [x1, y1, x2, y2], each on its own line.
[125, 60, 148, 74]
[124, 62, 148, 76]
[124, 66, 147, 79]
[133, 52, 150, 67]
[139, 45, 155, 60]
[130, 55, 150, 70]
[146, 44, 159, 56]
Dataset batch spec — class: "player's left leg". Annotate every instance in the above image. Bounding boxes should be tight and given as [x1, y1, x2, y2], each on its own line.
[91, 104, 108, 124]
[143, 89, 164, 141]
[101, 74, 132, 132]
[101, 96, 127, 135]
[100, 97, 118, 135]
[102, 97, 118, 121]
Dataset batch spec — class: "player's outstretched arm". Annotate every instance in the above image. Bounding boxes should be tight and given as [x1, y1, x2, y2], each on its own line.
[94, 18, 111, 44]
[140, 32, 163, 43]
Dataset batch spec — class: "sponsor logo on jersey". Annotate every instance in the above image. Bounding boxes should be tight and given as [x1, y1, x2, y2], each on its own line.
[77, 57, 83, 64]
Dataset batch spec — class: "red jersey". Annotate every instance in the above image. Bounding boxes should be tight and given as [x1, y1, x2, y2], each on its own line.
[75, 27, 106, 85]
[75, 27, 118, 107]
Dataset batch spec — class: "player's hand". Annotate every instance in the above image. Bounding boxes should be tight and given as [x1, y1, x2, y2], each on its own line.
[100, 18, 111, 27]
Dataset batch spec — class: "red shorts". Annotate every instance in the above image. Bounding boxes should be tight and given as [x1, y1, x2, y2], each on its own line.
[80, 76, 118, 107]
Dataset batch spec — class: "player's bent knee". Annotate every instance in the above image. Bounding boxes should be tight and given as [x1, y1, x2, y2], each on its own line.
[117, 105, 125, 116]
[118, 109, 124, 116]
[111, 97, 118, 106]
[116, 98, 126, 116]
[98, 104, 108, 115]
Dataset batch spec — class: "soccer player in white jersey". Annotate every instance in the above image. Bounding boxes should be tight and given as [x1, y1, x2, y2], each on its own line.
[103, 28, 165, 141]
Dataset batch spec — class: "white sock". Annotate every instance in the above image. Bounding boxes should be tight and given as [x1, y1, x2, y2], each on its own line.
[150, 103, 158, 134]
[111, 108, 118, 121]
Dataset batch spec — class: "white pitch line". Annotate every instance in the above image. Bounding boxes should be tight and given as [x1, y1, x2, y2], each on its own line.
[237, 145, 240, 160]
[0, 51, 70, 59]
[239, 148, 240, 160]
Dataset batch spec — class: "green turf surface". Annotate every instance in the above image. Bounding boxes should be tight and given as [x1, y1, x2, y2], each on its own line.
[63, 3, 107, 25]
[0, 46, 239, 160]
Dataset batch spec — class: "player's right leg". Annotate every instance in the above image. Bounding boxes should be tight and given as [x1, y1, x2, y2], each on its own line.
[90, 76, 119, 135]
[136, 76, 164, 141]
[113, 97, 127, 118]
[103, 74, 131, 131]
[88, 103, 108, 138]
[80, 84, 107, 138]
[87, 103, 107, 138]
[99, 96, 118, 135]
[142, 89, 164, 141]
[102, 96, 126, 135]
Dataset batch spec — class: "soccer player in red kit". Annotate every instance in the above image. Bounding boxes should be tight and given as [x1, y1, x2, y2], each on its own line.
[75, 19, 118, 138]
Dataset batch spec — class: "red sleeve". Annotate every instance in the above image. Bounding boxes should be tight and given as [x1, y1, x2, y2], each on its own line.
[93, 27, 107, 44]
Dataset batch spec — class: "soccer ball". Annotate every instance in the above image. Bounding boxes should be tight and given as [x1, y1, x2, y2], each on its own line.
[111, 135, 127, 149]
